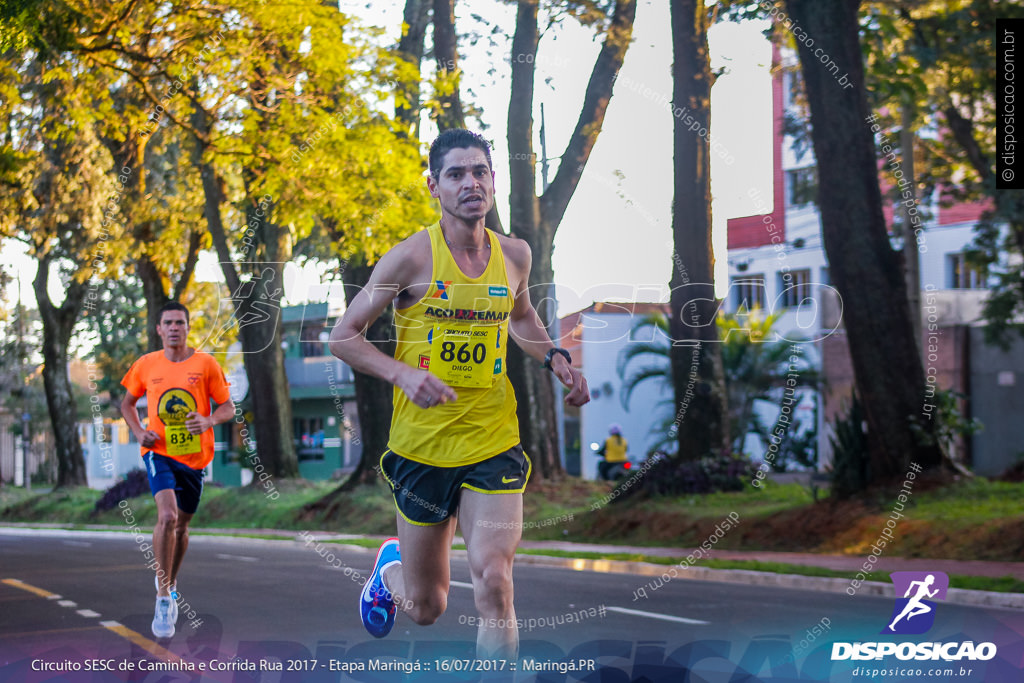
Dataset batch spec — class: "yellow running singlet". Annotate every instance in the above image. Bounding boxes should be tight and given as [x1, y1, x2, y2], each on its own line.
[387, 223, 520, 467]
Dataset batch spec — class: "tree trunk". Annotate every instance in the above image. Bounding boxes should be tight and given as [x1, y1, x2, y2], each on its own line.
[234, 261, 298, 479]
[137, 255, 170, 352]
[668, 0, 729, 462]
[784, 0, 943, 487]
[396, 0, 432, 135]
[34, 254, 88, 488]
[430, 0, 504, 232]
[340, 263, 395, 489]
[432, 0, 465, 131]
[301, 263, 395, 515]
[191, 102, 300, 479]
[506, 0, 637, 479]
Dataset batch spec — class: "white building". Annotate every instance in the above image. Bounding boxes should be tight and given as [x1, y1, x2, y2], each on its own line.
[560, 302, 671, 480]
[724, 48, 994, 470]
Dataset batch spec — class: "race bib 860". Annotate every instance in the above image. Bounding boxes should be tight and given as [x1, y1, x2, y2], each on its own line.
[429, 325, 500, 388]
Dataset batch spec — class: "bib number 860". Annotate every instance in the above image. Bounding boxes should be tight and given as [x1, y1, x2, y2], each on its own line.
[439, 341, 486, 364]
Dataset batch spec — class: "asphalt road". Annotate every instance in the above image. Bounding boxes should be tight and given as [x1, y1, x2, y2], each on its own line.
[1, 528, 1021, 682]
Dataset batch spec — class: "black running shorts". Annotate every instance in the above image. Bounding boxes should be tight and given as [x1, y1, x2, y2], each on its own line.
[379, 445, 531, 526]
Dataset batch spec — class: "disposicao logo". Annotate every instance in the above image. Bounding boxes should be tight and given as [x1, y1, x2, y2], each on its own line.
[884, 571, 948, 635]
[831, 571, 997, 663]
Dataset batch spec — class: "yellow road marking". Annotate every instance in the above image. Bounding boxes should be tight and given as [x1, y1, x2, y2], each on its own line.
[4, 578, 182, 665]
[100, 622, 184, 664]
[2, 578, 59, 599]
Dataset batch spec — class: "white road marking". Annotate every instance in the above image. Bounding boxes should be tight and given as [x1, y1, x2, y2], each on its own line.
[215, 553, 259, 562]
[100, 620, 122, 628]
[449, 580, 474, 589]
[57, 600, 77, 608]
[77, 609, 101, 618]
[606, 606, 709, 625]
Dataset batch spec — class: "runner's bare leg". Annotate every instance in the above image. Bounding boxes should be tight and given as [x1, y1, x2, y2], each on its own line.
[384, 514, 458, 624]
[458, 490, 522, 659]
[152, 489, 178, 597]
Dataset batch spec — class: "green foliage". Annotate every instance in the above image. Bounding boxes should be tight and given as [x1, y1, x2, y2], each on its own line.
[0, 0, 84, 53]
[828, 393, 869, 498]
[862, 1, 1024, 345]
[758, 414, 817, 473]
[909, 387, 983, 461]
[75, 278, 145, 399]
[618, 310, 819, 457]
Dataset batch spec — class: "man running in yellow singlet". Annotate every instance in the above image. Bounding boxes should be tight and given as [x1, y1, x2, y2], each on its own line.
[330, 129, 590, 658]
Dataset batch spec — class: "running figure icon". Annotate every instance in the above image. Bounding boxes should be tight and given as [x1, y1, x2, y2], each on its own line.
[888, 574, 939, 631]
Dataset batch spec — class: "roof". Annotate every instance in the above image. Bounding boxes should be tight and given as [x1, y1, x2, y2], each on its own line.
[558, 302, 669, 366]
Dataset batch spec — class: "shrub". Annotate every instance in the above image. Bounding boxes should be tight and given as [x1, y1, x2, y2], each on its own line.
[828, 394, 869, 498]
[615, 452, 760, 498]
[93, 469, 150, 513]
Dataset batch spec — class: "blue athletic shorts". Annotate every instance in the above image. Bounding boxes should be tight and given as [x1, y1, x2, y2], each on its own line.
[143, 452, 205, 515]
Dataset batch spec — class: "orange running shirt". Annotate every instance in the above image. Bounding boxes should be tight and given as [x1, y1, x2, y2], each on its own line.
[121, 351, 231, 469]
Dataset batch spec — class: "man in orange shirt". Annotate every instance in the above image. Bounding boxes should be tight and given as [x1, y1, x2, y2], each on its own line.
[120, 302, 234, 638]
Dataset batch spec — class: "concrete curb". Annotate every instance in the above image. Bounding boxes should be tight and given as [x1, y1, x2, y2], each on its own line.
[2, 525, 1021, 610]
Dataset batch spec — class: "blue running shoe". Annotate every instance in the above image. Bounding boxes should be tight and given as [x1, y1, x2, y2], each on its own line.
[360, 538, 401, 638]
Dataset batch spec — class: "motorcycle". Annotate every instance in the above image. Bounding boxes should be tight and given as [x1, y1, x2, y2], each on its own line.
[590, 442, 639, 482]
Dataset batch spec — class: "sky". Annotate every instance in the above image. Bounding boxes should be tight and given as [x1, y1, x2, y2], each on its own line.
[0, 1, 774, 317]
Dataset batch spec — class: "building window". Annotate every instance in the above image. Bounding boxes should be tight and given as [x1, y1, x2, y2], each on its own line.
[786, 167, 817, 207]
[778, 269, 812, 308]
[300, 324, 329, 357]
[783, 69, 804, 110]
[731, 275, 766, 312]
[294, 417, 325, 460]
[947, 253, 986, 289]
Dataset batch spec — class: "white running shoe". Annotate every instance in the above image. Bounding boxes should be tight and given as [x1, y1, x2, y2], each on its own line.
[152, 596, 175, 638]
[154, 576, 179, 624]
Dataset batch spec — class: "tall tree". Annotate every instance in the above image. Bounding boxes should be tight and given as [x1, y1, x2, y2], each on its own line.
[431, 0, 465, 131]
[667, 0, 729, 462]
[783, 0, 943, 491]
[506, 0, 637, 479]
[862, 0, 1024, 347]
[396, 0, 433, 135]
[0, 55, 121, 487]
[182, 1, 424, 478]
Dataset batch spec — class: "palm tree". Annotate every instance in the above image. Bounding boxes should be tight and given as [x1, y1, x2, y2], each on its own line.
[618, 310, 819, 456]
[617, 313, 678, 454]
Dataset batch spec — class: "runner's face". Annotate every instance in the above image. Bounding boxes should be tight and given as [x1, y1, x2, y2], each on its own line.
[157, 311, 189, 350]
[427, 147, 494, 223]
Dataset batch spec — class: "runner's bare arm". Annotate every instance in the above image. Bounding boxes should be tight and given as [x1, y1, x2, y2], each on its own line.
[120, 391, 159, 447]
[185, 400, 236, 436]
[504, 239, 590, 407]
[329, 242, 458, 407]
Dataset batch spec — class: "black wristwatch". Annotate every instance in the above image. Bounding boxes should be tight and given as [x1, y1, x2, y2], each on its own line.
[543, 347, 572, 371]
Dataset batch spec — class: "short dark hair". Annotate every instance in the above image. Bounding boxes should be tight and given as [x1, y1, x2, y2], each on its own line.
[429, 129, 493, 178]
[159, 301, 190, 325]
